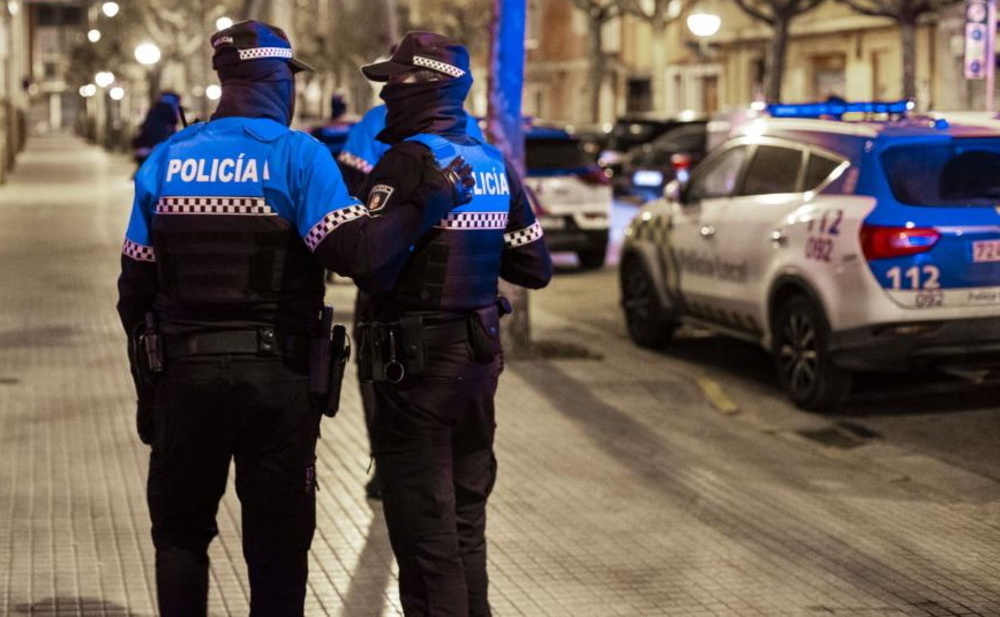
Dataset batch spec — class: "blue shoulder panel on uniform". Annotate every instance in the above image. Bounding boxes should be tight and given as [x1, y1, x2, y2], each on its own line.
[243, 118, 290, 143]
[406, 134, 458, 163]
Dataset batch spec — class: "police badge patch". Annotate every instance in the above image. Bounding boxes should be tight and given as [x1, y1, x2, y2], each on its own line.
[367, 184, 394, 212]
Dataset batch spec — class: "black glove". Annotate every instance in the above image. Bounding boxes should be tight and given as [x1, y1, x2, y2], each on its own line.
[136, 396, 154, 445]
[439, 155, 475, 206]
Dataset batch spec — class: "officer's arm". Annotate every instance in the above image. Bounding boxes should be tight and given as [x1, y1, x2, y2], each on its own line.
[116, 162, 160, 410]
[117, 160, 160, 337]
[304, 144, 459, 289]
[500, 160, 553, 289]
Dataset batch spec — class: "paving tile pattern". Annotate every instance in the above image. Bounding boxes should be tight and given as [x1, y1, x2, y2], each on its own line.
[0, 134, 997, 616]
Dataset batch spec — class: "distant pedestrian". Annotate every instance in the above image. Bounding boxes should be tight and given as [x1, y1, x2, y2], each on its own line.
[132, 91, 183, 171]
[355, 31, 553, 615]
[116, 20, 473, 616]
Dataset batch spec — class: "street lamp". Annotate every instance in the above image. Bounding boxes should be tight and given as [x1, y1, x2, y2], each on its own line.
[87, 29, 101, 43]
[134, 43, 161, 66]
[686, 12, 721, 38]
[215, 16, 233, 31]
[101, 2, 119, 18]
[205, 85, 221, 101]
[79, 84, 97, 98]
[109, 86, 125, 101]
[95, 71, 115, 88]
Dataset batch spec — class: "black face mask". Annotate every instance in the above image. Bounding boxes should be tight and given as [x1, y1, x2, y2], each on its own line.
[377, 73, 473, 143]
[211, 60, 296, 126]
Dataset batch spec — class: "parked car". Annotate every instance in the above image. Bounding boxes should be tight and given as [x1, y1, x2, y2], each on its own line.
[599, 113, 705, 192]
[620, 99, 1000, 410]
[524, 123, 613, 270]
[614, 120, 709, 201]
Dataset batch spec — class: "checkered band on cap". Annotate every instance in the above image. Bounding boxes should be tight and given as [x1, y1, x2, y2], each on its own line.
[238, 47, 294, 61]
[504, 221, 544, 248]
[413, 55, 466, 78]
[122, 239, 156, 262]
[156, 196, 274, 215]
[305, 204, 369, 250]
[336, 151, 374, 174]
[434, 212, 508, 230]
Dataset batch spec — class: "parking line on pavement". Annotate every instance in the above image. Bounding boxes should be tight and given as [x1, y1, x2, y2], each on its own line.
[696, 377, 740, 415]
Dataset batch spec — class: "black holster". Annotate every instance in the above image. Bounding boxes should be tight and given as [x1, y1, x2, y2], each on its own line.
[309, 306, 350, 417]
[468, 304, 501, 364]
[135, 312, 164, 383]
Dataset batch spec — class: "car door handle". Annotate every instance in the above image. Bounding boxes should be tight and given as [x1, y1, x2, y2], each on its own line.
[700, 225, 715, 238]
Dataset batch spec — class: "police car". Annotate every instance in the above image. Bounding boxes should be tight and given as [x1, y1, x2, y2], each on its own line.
[620, 100, 1000, 410]
[523, 124, 612, 269]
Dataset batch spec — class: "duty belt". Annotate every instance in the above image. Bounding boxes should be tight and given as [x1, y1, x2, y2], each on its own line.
[162, 328, 309, 360]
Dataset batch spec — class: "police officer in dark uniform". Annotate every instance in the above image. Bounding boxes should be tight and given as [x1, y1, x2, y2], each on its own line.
[116, 21, 473, 617]
[355, 32, 553, 615]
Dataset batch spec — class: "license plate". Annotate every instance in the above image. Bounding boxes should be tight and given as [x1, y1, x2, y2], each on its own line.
[539, 216, 566, 230]
[972, 239, 1000, 262]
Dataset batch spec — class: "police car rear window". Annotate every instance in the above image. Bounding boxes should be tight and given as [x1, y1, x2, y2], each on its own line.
[881, 140, 1000, 206]
[526, 138, 592, 170]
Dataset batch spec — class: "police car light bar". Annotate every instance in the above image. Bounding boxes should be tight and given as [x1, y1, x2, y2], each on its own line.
[766, 99, 914, 119]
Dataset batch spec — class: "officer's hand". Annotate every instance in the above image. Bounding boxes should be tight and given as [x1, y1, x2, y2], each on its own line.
[437, 156, 475, 206]
[136, 397, 154, 446]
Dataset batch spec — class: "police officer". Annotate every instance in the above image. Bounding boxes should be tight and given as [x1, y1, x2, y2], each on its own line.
[356, 32, 553, 615]
[337, 84, 485, 501]
[116, 21, 473, 617]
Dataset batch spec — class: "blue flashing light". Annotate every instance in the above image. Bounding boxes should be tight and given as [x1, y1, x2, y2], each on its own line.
[766, 99, 913, 119]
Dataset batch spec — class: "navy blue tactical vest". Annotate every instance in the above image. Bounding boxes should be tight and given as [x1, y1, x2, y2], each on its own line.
[149, 120, 324, 332]
[391, 134, 510, 312]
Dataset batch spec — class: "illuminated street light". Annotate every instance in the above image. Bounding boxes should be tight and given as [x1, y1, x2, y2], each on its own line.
[8, 2, 19, 15]
[216, 16, 233, 31]
[205, 85, 222, 100]
[95, 71, 115, 88]
[134, 43, 161, 66]
[79, 84, 97, 98]
[109, 86, 125, 101]
[87, 29, 101, 43]
[101, 2, 119, 17]
[686, 12, 721, 38]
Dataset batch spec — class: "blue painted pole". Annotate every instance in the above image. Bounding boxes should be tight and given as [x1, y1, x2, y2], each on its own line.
[487, 0, 526, 175]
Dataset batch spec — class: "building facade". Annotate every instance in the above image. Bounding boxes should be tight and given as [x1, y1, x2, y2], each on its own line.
[525, 0, 982, 127]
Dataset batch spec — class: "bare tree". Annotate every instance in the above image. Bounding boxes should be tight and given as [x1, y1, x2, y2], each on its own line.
[732, 0, 828, 101]
[836, 0, 959, 100]
[570, 0, 628, 123]
[623, 0, 691, 112]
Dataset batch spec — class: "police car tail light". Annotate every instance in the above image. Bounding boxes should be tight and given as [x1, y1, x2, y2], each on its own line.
[578, 167, 611, 186]
[860, 224, 940, 260]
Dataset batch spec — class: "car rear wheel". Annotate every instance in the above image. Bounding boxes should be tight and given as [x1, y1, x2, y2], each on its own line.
[620, 256, 676, 348]
[772, 295, 852, 412]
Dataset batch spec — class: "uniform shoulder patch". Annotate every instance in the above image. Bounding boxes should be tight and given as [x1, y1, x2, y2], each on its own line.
[367, 184, 394, 212]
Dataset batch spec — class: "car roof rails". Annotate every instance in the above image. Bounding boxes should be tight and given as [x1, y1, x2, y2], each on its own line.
[765, 99, 914, 121]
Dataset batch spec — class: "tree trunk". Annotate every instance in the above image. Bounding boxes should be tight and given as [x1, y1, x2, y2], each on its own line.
[650, 20, 668, 112]
[766, 18, 789, 102]
[488, 0, 532, 355]
[900, 16, 917, 101]
[587, 15, 605, 123]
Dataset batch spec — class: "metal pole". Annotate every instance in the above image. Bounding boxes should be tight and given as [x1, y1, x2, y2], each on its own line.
[988, 0, 996, 111]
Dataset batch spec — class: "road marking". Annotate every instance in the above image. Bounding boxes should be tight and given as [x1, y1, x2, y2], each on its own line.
[696, 377, 740, 415]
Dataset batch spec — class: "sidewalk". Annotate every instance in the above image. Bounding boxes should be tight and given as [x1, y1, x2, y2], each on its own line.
[0, 132, 998, 616]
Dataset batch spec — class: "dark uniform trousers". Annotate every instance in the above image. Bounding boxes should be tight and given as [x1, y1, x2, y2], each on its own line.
[370, 331, 501, 617]
[147, 353, 321, 617]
